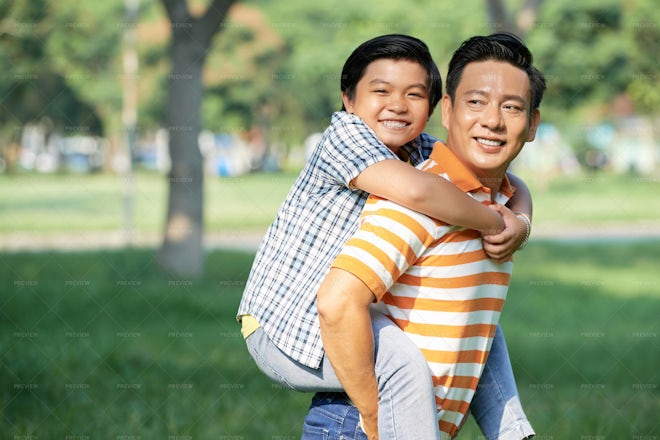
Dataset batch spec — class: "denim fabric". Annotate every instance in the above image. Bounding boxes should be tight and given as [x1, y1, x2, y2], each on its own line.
[470, 326, 536, 439]
[301, 393, 367, 440]
[298, 326, 536, 440]
[246, 309, 439, 439]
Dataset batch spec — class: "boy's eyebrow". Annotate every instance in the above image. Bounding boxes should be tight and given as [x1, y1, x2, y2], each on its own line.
[368, 78, 429, 90]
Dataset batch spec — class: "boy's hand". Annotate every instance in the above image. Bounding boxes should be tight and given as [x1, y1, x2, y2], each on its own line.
[482, 203, 528, 263]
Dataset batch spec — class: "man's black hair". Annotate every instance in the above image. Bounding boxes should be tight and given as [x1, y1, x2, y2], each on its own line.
[445, 32, 546, 113]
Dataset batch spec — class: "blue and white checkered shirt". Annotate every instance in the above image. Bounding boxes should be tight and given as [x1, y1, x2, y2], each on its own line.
[237, 111, 437, 368]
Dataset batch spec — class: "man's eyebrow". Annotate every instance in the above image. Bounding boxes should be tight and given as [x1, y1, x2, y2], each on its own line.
[464, 89, 526, 104]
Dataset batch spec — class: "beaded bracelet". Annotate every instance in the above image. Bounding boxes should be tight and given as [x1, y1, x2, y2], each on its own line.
[514, 212, 532, 251]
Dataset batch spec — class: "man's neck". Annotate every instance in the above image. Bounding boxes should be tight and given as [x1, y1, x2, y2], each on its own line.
[478, 176, 505, 202]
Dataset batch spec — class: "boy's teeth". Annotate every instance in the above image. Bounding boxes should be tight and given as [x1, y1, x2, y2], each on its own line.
[382, 120, 406, 128]
[477, 138, 503, 146]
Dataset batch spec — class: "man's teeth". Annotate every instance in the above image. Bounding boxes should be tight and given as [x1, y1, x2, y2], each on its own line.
[477, 138, 504, 146]
[382, 120, 407, 128]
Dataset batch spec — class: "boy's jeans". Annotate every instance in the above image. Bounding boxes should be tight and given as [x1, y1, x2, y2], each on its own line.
[300, 326, 535, 440]
[247, 310, 439, 439]
[246, 311, 534, 439]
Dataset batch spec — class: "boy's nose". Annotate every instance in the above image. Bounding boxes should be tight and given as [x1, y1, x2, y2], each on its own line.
[388, 94, 408, 113]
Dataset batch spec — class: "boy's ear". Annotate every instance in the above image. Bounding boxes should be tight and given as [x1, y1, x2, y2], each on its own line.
[526, 109, 541, 142]
[341, 92, 354, 113]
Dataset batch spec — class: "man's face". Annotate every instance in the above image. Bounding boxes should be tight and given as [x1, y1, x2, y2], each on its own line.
[342, 58, 430, 153]
[441, 60, 540, 179]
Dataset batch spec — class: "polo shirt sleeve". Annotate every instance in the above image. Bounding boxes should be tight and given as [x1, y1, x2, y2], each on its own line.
[318, 113, 397, 187]
[332, 197, 437, 301]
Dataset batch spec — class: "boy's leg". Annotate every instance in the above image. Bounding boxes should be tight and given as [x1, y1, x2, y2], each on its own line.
[469, 325, 536, 440]
[245, 326, 344, 391]
[245, 310, 440, 439]
[369, 310, 440, 439]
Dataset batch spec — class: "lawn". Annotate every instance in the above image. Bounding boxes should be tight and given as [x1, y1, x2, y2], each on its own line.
[1, 169, 659, 437]
[2, 241, 659, 438]
[1, 170, 659, 237]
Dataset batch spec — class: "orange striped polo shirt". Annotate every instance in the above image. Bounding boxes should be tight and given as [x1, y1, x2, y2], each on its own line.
[332, 142, 516, 437]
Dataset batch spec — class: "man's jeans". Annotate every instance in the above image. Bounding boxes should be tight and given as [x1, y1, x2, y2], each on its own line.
[302, 393, 368, 440]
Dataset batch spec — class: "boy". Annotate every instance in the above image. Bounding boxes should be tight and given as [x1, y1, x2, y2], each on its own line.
[310, 32, 545, 439]
[237, 34, 534, 438]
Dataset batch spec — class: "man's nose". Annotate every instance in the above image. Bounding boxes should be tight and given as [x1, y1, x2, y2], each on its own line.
[480, 104, 504, 130]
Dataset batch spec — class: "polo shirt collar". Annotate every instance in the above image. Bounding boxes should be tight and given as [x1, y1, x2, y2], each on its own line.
[429, 142, 515, 199]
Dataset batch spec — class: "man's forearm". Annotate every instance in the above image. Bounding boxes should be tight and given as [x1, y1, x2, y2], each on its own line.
[317, 269, 380, 438]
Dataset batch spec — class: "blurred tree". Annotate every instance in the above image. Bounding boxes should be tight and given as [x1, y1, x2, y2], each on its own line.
[484, 0, 544, 36]
[0, 0, 103, 171]
[526, 0, 642, 122]
[622, 0, 660, 116]
[157, 0, 236, 276]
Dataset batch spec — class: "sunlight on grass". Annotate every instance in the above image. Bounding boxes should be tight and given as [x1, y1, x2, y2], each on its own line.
[2, 242, 658, 438]
[1, 171, 659, 236]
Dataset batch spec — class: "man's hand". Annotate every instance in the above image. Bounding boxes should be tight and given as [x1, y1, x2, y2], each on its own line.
[359, 412, 379, 439]
[482, 203, 529, 263]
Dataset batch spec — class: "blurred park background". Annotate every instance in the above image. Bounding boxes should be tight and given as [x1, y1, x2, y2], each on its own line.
[1, 0, 659, 438]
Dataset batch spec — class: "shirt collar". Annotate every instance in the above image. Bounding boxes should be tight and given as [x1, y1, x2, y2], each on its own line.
[428, 142, 515, 199]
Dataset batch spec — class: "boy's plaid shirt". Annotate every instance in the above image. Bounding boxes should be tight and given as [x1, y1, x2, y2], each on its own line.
[237, 111, 436, 368]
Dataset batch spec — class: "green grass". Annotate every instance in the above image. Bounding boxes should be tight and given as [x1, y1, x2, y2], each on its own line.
[518, 172, 660, 233]
[0, 171, 297, 234]
[2, 242, 659, 438]
[1, 171, 659, 236]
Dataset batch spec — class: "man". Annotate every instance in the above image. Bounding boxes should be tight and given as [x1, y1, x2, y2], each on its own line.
[307, 33, 545, 439]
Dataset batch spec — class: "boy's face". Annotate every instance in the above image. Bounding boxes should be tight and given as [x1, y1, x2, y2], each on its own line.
[441, 60, 540, 179]
[342, 58, 430, 153]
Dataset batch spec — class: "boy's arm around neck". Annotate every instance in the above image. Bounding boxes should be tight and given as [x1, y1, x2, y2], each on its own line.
[351, 158, 504, 235]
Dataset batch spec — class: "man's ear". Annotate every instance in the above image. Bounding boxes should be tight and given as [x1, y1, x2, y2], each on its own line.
[526, 109, 541, 142]
[341, 92, 354, 113]
[440, 94, 452, 132]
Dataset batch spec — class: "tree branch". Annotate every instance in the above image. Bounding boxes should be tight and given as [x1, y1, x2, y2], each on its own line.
[198, 0, 235, 43]
[161, 0, 190, 23]
[485, 0, 516, 34]
[518, 0, 544, 36]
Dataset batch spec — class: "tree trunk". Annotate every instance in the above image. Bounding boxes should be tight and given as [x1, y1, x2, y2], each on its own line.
[484, 0, 544, 36]
[157, 0, 235, 276]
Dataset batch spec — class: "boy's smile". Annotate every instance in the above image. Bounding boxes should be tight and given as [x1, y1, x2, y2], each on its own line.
[342, 59, 430, 153]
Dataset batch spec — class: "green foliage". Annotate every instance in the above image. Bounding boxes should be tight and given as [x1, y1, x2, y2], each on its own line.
[0, 0, 103, 140]
[46, 0, 125, 134]
[1, 242, 658, 437]
[527, 0, 660, 121]
[1, 0, 658, 156]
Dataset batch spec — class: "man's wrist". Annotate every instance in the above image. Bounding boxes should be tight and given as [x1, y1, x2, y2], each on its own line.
[514, 212, 532, 250]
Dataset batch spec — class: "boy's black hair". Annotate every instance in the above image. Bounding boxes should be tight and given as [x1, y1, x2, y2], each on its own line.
[340, 34, 443, 114]
[445, 32, 546, 113]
